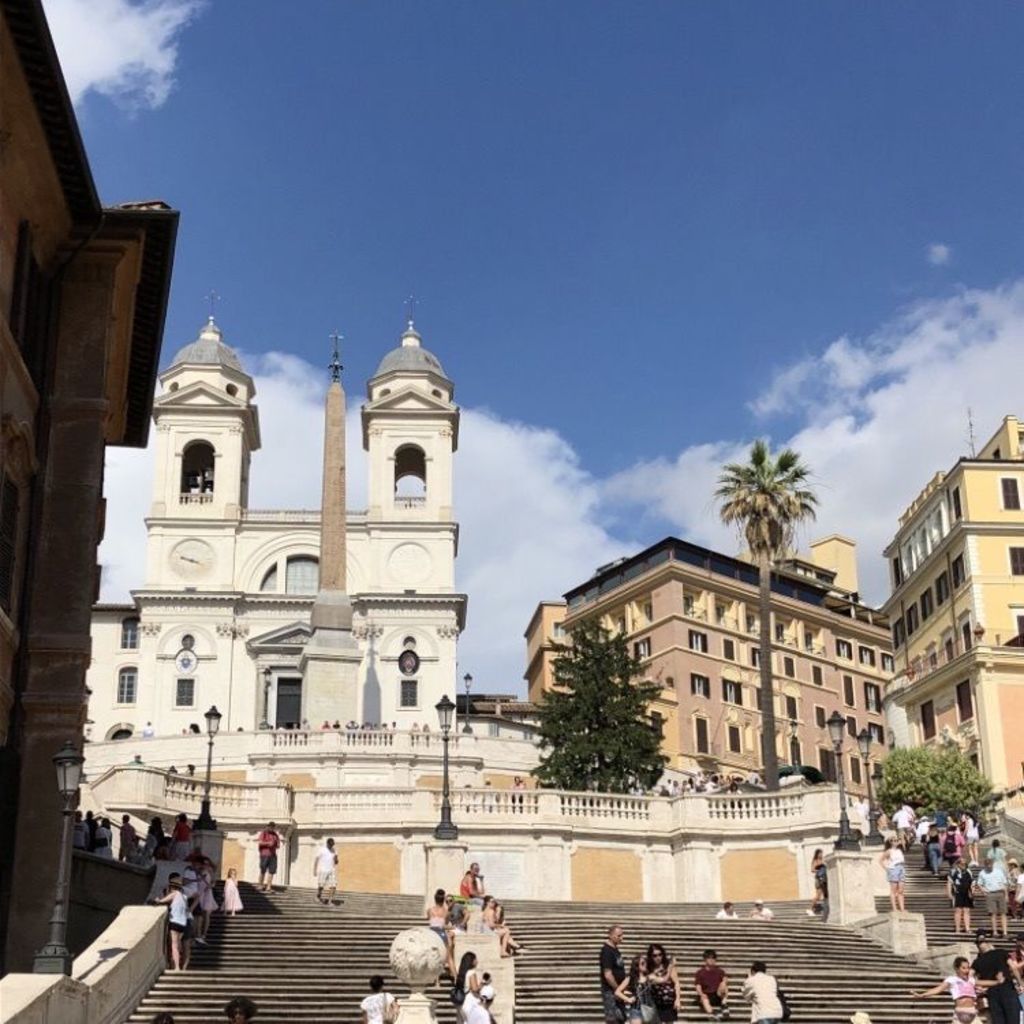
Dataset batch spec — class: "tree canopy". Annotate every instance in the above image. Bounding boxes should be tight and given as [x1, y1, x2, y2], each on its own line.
[533, 619, 667, 793]
[877, 744, 992, 814]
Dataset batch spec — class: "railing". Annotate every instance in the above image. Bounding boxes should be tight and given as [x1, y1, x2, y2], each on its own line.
[395, 496, 426, 509]
[558, 792, 651, 821]
[704, 792, 806, 821]
[178, 493, 213, 504]
[442, 789, 541, 816]
[311, 789, 417, 814]
[242, 508, 322, 521]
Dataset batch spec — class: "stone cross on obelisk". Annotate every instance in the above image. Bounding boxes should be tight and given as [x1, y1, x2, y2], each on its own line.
[300, 331, 361, 726]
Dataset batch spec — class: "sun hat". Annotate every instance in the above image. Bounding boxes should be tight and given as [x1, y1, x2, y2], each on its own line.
[479, 985, 496, 1001]
[850, 1013, 873, 1024]
[754, 899, 764, 905]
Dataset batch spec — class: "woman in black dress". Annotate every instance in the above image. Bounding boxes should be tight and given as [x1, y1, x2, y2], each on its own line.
[645, 944, 680, 1022]
[947, 856, 974, 934]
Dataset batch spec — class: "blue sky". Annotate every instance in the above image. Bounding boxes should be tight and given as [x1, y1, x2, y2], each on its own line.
[50, 0, 1024, 688]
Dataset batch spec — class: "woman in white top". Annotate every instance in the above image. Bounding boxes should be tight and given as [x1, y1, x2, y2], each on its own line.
[360, 975, 397, 1024]
[93, 818, 114, 860]
[880, 838, 906, 911]
[153, 879, 190, 971]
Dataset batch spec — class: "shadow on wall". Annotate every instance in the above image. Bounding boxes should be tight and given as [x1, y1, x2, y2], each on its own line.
[363, 633, 382, 726]
[69, 851, 154, 956]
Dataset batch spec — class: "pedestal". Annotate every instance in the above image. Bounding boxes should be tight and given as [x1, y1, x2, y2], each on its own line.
[396, 992, 437, 1024]
[853, 912, 928, 957]
[192, 829, 224, 873]
[425, 841, 468, 899]
[300, 609, 361, 727]
[824, 850, 879, 924]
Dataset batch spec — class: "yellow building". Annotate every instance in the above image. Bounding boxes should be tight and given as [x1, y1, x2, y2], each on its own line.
[526, 535, 892, 791]
[883, 415, 1024, 789]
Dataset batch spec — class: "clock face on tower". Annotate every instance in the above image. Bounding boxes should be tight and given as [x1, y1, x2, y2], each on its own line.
[169, 539, 215, 580]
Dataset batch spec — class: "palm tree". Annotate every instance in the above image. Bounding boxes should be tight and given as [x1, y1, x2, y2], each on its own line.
[716, 440, 817, 791]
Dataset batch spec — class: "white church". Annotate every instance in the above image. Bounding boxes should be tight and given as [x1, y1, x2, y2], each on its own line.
[86, 317, 466, 741]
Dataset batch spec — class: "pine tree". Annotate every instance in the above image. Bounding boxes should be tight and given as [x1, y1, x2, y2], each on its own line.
[533, 619, 667, 793]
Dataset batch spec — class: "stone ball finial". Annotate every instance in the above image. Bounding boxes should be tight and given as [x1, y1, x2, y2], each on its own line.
[389, 927, 447, 989]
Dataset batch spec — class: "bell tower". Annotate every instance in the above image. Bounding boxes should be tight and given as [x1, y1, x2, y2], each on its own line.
[362, 319, 459, 524]
[149, 317, 261, 522]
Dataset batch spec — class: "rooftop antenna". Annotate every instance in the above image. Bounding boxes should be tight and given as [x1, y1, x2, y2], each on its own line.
[328, 330, 343, 383]
[967, 407, 977, 457]
[204, 290, 221, 323]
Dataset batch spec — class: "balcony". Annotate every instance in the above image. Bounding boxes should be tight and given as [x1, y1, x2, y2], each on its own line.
[683, 605, 708, 622]
[395, 496, 426, 509]
[179, 493, 213, 505]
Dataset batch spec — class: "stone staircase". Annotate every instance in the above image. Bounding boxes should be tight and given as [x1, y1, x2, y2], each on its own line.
[878, 827, 1024, 947]
[128, 884, 945, 1023]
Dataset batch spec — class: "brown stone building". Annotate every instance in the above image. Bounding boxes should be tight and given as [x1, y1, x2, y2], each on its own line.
[526, 535, 893, 792]
[0, 0, 177, 970]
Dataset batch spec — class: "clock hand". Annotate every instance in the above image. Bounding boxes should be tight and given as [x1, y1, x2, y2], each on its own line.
[179, 555, 199, 564]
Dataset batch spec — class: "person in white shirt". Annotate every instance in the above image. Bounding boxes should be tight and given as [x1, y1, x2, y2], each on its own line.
[141, 722, 155, 738]
[715, 901, 738, 920]
[880, 838, 906, 912]
[360, 975, 397, 1024]
[462, 984, 496, 1024]
[315, 837, 339, 906]
[742, 961, 784, 1023]
[749, 900, 775, 921]
[892, 803, 916, 843]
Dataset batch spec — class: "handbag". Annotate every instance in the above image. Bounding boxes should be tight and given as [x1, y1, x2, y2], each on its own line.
[777, 985, 793, 1022]
[636, 983, 659, 1024]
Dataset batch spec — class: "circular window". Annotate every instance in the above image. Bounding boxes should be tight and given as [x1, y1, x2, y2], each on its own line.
[181, 634, 195, 650]
[402, 636, 416, 649]
[398, 649, 420, 677]
[226, 384, 238, 396]
[168, 382, 179, 392]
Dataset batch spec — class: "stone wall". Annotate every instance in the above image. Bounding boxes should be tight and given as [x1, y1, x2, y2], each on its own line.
[69, 851, 155, 957]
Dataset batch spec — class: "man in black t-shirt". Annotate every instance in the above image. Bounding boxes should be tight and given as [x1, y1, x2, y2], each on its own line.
[972, 931, 1021, 1024]
[600, 924, 627, 1023]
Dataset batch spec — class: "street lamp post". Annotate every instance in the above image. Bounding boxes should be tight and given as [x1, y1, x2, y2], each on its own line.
[34, 741, 85, 974]
[462, 673, 473, 734]
[434, 695, 459, 840]
[857, 728, 883, 846]
[260, 668, 272, 730]
[194, 705, 222, 832]
[826, 711, 860, 851]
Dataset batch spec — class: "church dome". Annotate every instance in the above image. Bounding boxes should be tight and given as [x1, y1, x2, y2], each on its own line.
[169, 317, 244, 372]
[372, 323, 449, 381]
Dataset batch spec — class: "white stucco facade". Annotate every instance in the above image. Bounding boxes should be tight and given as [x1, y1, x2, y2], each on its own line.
[87, 319, 466, 742]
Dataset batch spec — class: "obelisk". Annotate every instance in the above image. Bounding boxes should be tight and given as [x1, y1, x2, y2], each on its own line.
[300, 333, 361, 726]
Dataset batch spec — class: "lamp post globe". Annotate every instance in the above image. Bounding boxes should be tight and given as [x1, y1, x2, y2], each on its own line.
[195, 705, 222, 832]
[33, 742, 85, 974]
[827, 711, 860, 851]
[434, 695, 459, 840]
[462, 673, 473, 734]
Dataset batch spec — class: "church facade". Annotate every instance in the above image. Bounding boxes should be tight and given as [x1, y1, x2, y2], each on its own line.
[86, 318, 466, 741]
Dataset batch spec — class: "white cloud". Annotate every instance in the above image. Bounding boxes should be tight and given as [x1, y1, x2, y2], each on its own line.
[927, 242, 952, 267]
[43, 0, 202, 109]
[99, 279, 1024, 694]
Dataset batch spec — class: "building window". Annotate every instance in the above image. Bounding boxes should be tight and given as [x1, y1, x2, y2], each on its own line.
[1011, 547, 1024, 576]
[643, 602, 653, 622]
[849, 756, 862, 786]
[956, 680, 973, 722]
[962, 620, 973, 651]
[260, 565, 279, 592]
[745, 614, 758, 634]
[836, 639, 853, 660]
[819, 748, 837, 783]
[784, 694, 798, 720]
[814, 705, 827, 728]
[920, 699, 936, 741]
[722, 679, 743, 706]
[843, 675, 855, 707]
[690, 673, 711, 698]
[891, 557, 903, 586]
[175, 678, 195, 707]
[812, 664, 823, 686]
[400, 679, 418, 708]
[1002, 478, 1021, 510]
[935, 571, 950, 605]
[868, 722, 885, 745]
[633, 638, 651, 659]
[750, 647, 760, 668]
[120, 617, 140, 650]
[858, 645, 876, 666]
[905, 605, 919, 636]
[285, 556, 319, 594]
[846, 715, 857, 739]
[774, 621, 786, 642]
[951, 554, 966, 588]
[0, 475, 21, 615]
[117, 668, 137, 705]
[920, 590, 933, 622]
[783, 656, 795, 678]
[394, 443, 427, 499]
[892, 620, 905, 649]
[688, 630, 708, 653]
[881, 653, 894, 673]
[864, 682, 882, 714]
[723, 638, 735, 661]
[695, 717, 710, 754]
[181, 440, 215, 495]
[951, 486, 962, 521]
[727, 725, 742, 754]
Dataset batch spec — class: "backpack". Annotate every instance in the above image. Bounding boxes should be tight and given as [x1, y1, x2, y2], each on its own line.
[777, 985, 793, 1022]
[977, 820, 986, 839]
[943, 834, 958, 857]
